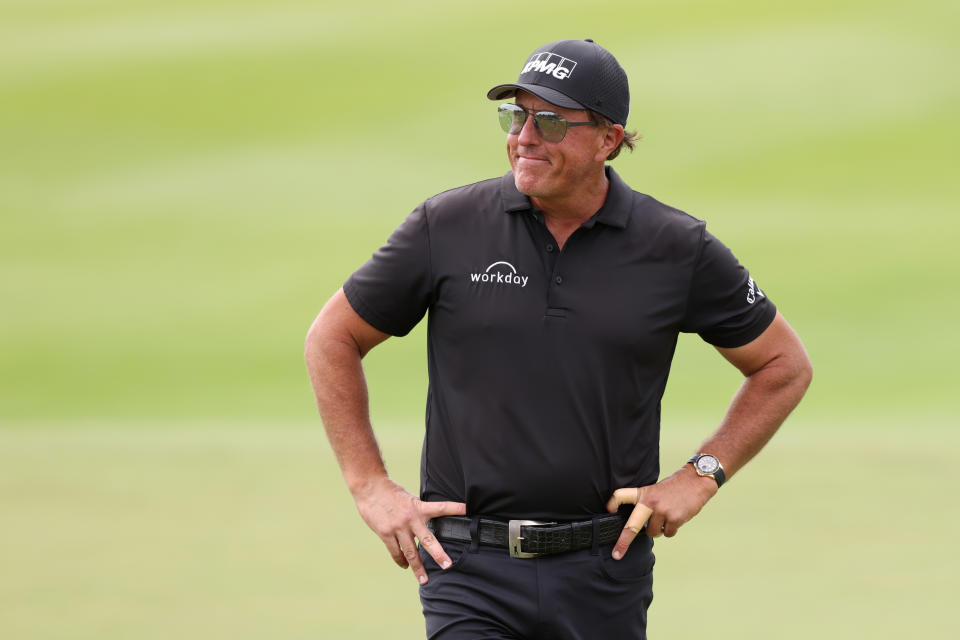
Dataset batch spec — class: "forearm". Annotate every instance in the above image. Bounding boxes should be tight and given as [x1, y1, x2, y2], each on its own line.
[307, 339, 384, 492]
[700, 329, 812, 479]
[304, 292, 392, 496]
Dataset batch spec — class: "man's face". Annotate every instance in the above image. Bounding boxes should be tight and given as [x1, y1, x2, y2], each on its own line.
[506, 91, 612, 203]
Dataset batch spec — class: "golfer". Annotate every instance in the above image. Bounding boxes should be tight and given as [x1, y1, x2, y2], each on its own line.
[305, 38, 812, 639]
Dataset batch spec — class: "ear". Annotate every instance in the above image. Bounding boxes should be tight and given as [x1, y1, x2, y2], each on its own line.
[594, 124, 625, 162]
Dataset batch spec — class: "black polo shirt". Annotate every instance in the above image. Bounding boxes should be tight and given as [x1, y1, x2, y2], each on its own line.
[344, 167, 776, 520]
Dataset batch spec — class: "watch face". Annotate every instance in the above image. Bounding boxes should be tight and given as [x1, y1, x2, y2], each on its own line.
[696, 455, 719, 474]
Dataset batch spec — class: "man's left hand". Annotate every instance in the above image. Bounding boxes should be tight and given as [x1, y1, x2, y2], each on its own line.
[605, 466, 718, 559]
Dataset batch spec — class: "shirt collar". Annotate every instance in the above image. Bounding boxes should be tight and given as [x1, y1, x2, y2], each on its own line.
[500, 166, 632, 230]
[500, 172, 531, 213]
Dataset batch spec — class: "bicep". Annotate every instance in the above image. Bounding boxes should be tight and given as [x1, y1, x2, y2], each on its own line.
[715, 311, 811, 378]
[308, 288, 391, 359]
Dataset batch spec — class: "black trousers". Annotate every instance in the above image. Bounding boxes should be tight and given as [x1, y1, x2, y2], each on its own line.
[419, 530, 654, 640]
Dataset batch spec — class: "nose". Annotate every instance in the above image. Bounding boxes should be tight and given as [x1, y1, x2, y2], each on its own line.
[516, 112, 540, 145]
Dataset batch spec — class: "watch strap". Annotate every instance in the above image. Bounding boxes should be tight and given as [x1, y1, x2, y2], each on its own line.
[713, 466, 726, 488]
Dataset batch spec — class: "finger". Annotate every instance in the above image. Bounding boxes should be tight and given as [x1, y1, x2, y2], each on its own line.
[413, 521, 453, 571]
[606, 487, 640, 513]
[396, 532, 428, 584]
[418, 500, 468, 519]
[625, 500, 653, 534]
[612, 502, 653, 560]
[646, 512, 665, 539]
[384, 536, 409, 569]
[663, 520, 680, 538]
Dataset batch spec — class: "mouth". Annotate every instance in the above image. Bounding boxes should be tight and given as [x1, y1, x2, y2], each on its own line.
[517, 154, 549, 165]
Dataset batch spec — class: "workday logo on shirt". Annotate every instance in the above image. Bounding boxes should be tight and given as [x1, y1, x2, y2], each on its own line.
[469, 261, 529, 288]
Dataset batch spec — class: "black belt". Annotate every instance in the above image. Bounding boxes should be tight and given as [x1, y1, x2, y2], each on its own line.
[429, 514, 627, 558]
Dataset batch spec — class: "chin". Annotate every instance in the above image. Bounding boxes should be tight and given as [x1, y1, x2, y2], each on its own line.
[513, 174, 542, 197]
[513, 169, 547, 197]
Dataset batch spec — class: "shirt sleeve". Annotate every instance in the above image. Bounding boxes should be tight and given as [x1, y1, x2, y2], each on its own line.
[342, 203, 433, 337]
[680, 229, 777, 348]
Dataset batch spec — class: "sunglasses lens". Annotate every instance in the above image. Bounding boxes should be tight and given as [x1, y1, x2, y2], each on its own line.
[498, 105, 525, 134]
[498, 105, 569, 141]
[534, 113, 566, 142]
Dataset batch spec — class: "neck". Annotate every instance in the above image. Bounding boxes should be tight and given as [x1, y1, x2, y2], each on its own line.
[531, 169, 610, 248]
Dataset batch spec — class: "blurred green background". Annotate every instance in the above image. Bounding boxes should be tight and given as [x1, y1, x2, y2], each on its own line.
[1, 0, 957, 638]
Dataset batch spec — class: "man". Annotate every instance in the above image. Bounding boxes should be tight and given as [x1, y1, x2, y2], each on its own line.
[305, 39, 811, 639]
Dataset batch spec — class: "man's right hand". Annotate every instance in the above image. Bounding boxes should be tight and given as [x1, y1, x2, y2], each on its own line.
[353, 476, 467, 585]
[305, 292, 466, 584]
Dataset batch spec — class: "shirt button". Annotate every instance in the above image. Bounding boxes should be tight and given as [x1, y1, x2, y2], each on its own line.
[555, 276, 563, 285]
[546, 244, 555, 252]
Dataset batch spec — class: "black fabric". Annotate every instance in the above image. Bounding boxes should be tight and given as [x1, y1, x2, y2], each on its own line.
[343, 166, 776, 520]
[419, 538, 654, 639]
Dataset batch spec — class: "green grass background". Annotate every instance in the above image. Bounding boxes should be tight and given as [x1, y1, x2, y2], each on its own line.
[1, 0, 957, 637]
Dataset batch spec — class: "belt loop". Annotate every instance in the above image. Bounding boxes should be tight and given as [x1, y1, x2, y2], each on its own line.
[469, 515, 481, 553]
[591, 515, 601, 556]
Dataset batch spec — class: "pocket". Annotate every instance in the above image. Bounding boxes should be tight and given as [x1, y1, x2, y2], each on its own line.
[419, 539, 471, 574]
[598, 543, 655, 584]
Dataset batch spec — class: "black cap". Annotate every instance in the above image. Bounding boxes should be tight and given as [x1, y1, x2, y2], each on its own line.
[487, 39, 630, 126]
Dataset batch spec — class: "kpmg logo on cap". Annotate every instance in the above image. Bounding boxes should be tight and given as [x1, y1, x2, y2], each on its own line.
[521, 51, 578, 81]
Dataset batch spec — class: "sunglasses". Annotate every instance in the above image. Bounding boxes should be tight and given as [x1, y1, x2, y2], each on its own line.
[497, 103, 597, 143]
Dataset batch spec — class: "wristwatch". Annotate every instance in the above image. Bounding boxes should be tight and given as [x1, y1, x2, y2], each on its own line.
[687, 454, 726, 488]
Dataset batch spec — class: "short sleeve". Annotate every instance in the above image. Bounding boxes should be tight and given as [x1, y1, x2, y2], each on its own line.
[342, 204, 432, 337]
[680, 229, 777, 348]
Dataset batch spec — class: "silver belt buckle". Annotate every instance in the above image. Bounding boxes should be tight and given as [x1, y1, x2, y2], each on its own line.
[508, 519, 557, 558]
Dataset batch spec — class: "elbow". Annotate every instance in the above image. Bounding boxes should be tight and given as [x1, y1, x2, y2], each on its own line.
[798, 355, 813, 394]
[760, 347, 812, 399]
[790, 349, 813, 398]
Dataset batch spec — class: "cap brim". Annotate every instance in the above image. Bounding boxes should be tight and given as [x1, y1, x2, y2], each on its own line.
[486, 83, 587, 111]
